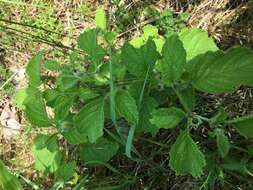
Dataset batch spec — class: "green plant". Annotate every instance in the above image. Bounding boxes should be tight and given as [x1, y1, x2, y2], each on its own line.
[16, 7, 253, 189]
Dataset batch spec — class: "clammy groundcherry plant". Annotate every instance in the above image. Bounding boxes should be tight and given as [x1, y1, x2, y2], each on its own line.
[6, 7, 253, 189]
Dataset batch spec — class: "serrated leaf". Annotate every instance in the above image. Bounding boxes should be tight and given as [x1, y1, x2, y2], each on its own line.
[190, 48, 253, 93]
[26, 52, 43, 87]
[137, 97, 158, 135]
[229, 115, 253, 138]
[95, 7, 107, 31]
[176, 85, 196, 113]
[179, 28, 218, 61]
[56, 161, 76, 182]
[24, 88, 52, 127]
[150, 107, 185, 129]
[54, 95, 74, 120]
[0, 160, 23, 190]
[74, 98, 104, 143]
[169, 130, 206, 177]
[215, 129, 230, 158]
[44, 60, 61, 71]
[121, 39, 159, 78]
[77, 29, 105, 62]
[80, 137, 119, 163]
[115, 90, 139, 125]
[160, 33, 186, 84]
[33, 134, 62, 175]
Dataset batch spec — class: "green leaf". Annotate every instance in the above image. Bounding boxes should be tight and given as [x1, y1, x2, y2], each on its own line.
[115, 90, 139, 125]
[190, 48, 253, 93]
[57, 73, 79, 91]
[24, 88, 52, 127]
[44, 60, 61, 71]
[0, 160, 23, 190]
[80, 137, 119, 163]
[150, 107, 185, 130]
[169, 130, 206, 177]
[14, 88, 27, 109]
[77, 29, 105, 62]
[95, 6, 107, 31]
[176, 85, 196, 113]
[56, 161, 76, 182]
[160, 33, 186, 84]
[54, 96, 74, 120]
[228, 115, 253, 138]
[79, 88, 99, 100]
[179, 28, 218, 61]
[143, 24, 158, 39]
[121, 39, 159, 78]
[61, 122, 88, 145]
[44, 89, 60, 106]
[74, 98, 104, 143]
[211, 108, 229, 125]
[215, 129, 230, 158]
[137, 97, 158, 135]
[26, 52, 43, 87]
[32, 134, 62, 175]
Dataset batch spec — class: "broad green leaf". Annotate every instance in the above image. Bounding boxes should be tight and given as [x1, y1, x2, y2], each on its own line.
[143, 24, 158, 39]
[121, 39, 159, 78]
[160, 33, 186, 84]
[95, 7, 107, 31]
[44, 60, 61, 71]
[61, 122, 88, 145]
[44, 89, 61, 106]
[137, 97, 158, 135]
[179, 28, 218, 61]
[0, 160, 23, 190]
[74, 98, 104, 143]
[190, 48, 253, 93]
[130, 37, 145, 48]
[80, 137, 119, 163]
[14, 88, 27, 109]
[176, 85, 196, 113]
[54, 96, 74, 120]
[115, 90, 139, 125]
[56, 161, 76, 182]
[104, 31, 117, 44]
[33, 134, 62, 175]
[24, 88, 52, 127]
[57, 73, 79, 91]
[153, 38, 165, 53]
[77, 29, 105, 62]
[215, 129, 230, 158]
[229, 115, 253, 138]
[150, 107, 185, 129]
[169, 130, 206, 177]
[26, 52, 43, 87]
[79, 88, 99, 100]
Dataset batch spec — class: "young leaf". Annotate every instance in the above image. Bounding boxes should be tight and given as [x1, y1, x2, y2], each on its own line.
[143, 24, 158, 39]
[0, 160, 23, 190]
[74, 98, 104, 143]
[115, 90, 139, 125]
[215, 129, 230, 158]
[179, 28, 218, 61]
[26, 52, 43, 87]
[24, 88, 52, 127]
[190, 48, 253, 93]
[169, 130, 206, 177]
[77, 29, 105, 62]
[80, 137, 119, 163]
[160, 33, 186, 84]
[150, 107, 185, 130]
[121, 39, 159, 78]
[228, 115, 253, 138]
[56, 161, 76, 182]
[95, 6, 107, 31]
[14, 88, 28, 109]
[32, 134, 62, 176]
